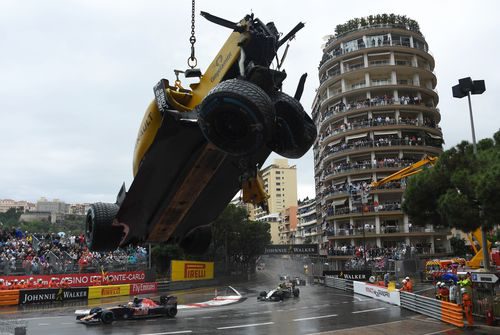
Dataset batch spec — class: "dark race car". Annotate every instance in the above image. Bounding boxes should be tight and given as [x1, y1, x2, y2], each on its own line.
[257, 284, 300, 302]
[76, 296, 177, 324]
[292, 277, 307, 286]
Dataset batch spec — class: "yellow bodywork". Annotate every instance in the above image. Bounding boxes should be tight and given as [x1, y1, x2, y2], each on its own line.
[132, 29, 246, 176]
[130, 19, 268, 209]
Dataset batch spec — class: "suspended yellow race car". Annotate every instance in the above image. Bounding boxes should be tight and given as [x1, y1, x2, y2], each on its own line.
[85, 10, 316, 254]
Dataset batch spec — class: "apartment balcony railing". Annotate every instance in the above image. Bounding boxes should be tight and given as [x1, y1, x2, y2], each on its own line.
[320, 138, 442, 163]
[319, 36, 430, 69]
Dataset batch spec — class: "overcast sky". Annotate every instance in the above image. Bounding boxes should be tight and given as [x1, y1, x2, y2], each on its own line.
[1, 0, 498, 204]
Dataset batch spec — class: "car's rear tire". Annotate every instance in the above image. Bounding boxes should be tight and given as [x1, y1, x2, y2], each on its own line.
[86, 203, 122, 251]
[100, 310, 114, 324]
[198, 79, 275, 156]
[268, 91, 317, 158]
[167, 307, 178, 317]
[293, 288, 300, 297]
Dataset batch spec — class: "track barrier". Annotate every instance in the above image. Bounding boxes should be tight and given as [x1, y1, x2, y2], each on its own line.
[400, 291, 464, 327]
[325, 278, 465, 328]
[0, 289, 20, 306]
[0, 281, 159, 306]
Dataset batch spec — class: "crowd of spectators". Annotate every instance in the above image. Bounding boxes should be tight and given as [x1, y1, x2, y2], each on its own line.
[326, 243, 417, 271]
[318, 94, 428, 123]
[0, 228, 147, 276]
[321, 200, 402, 217]
[321, 135, 439, 158]
[320, 157, 415, 180]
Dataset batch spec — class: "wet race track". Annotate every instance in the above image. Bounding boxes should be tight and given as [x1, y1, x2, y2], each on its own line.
[0, 257, 498, 335]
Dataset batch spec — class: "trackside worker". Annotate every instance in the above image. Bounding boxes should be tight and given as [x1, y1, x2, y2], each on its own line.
[37, 279, 44, 288]
[404, 276, 413, 292]
[0, 279, 5, 290]
[48, 277, 58, 288]
[12, 279, 19, 289]
[28, 277, 35, 288]
[440, 283, 449, 302]
[19, 280, 26, 289]
[449, 281, 458, 304]
[435, 282, 442, 300]
[461, 288, 473, 327]
[401, 279, 408, 291]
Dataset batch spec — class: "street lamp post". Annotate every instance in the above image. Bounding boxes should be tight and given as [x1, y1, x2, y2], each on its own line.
[452, 77, 490, 271]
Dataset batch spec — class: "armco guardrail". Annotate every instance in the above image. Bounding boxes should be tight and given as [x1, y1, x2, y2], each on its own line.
[400, 291, 464, 328]
[346, 280, 353, 292]
[325, 276, 346, 291]
[324, 276, 354, 292]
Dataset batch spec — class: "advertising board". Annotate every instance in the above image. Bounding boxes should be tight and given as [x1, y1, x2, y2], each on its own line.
[323, 270, 371, 281]
[19, 287, 89, 304]
[131, 282, 158, 295]
[171, 260, 214, 281]
[353, 281, 400, 306]
[264, 244, 318, 255]
[0, 271, 145, 288]
[88, 284, 130, 299]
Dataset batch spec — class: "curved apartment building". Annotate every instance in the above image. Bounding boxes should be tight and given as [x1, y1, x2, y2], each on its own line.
[313, 15, 450, 263]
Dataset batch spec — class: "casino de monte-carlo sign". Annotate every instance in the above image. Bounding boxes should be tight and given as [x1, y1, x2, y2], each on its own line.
[264, 244, 319, 255]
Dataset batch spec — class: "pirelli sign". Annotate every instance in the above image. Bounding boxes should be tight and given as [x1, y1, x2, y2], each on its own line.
[171, 260, 214, 281]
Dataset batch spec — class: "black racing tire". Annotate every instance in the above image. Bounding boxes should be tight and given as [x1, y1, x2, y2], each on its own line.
[198, 79, 275, 156]
[268, 91, 317, 158]
[85, 202, 122, 252]
[167, 307, 178, 317]
[179, 224, 212, 255]
[100, 310, 114, 324]
[293, 288, 300, 297]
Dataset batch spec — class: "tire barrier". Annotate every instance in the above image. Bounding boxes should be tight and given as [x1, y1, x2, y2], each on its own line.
[0, 290, 19, 306]
[400, 291, 464, 328]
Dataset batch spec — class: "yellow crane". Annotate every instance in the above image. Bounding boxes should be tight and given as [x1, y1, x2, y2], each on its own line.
[369, 155, 490, 269]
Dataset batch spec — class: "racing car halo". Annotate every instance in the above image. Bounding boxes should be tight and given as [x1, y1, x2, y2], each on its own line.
[85, 10, 317, 254]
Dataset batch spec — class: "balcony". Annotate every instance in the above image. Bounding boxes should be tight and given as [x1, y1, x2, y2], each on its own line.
[319, 39, 433, 72]
[320, 138, 442, 163]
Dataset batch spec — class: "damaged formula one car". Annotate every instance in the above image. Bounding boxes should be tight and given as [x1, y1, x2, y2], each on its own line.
[76, 296, 177, 324]
[85, 10, 317, 254]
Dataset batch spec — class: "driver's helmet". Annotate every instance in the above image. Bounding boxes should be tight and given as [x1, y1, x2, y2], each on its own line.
[133, 297, 140, 305]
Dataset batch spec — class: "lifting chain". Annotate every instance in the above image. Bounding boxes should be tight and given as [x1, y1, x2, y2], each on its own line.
[187, 0, 197, 69]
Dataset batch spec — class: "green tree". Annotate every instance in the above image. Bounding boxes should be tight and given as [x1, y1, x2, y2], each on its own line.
[403, 130, 500, 233]
[0, 208, 21, 227]
[210, 204, 271, 275]
[450, 236, 469, 258]
[151, 244, 184, 276]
